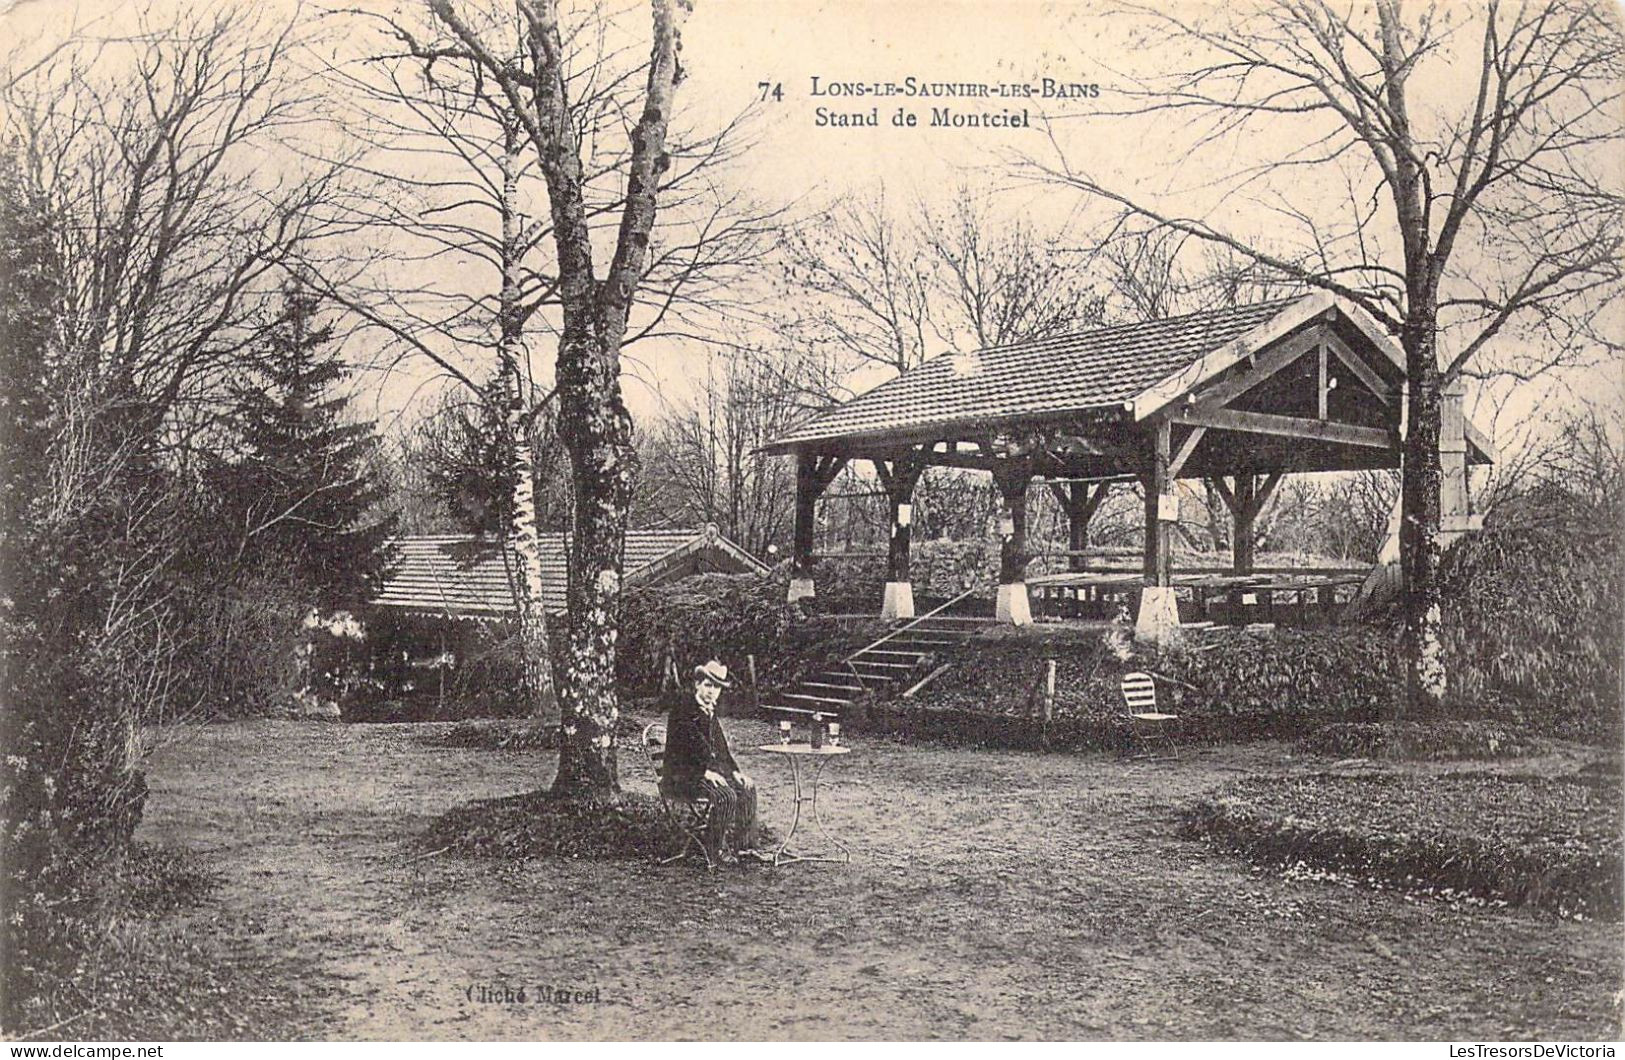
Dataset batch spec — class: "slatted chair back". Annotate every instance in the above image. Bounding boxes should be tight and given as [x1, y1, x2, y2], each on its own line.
[642, 723, 666, 772]
[1121, 672, 1158, 715]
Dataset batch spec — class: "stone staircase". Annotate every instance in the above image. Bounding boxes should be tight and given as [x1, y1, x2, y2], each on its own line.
[761, 593, 991, 720]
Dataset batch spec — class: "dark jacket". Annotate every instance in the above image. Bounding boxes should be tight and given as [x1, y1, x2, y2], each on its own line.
[661, 689, 738, 797]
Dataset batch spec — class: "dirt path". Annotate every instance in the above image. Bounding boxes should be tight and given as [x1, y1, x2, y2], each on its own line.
[138, 719, 1623, 1040]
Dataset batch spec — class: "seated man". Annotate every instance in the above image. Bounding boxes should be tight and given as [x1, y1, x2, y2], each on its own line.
[660, 659, 759, 862]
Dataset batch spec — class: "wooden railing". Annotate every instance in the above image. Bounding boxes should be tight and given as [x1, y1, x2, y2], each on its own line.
[838, 585, 983, 690]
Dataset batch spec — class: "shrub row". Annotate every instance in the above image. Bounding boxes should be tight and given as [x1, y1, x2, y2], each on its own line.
[810, 540, 995, 613]
[865, 626, 1401, 750]
[1438, 521, 1623, 744]
[1296, 720, 1544, 761]
[1182, 772, 1623, 920]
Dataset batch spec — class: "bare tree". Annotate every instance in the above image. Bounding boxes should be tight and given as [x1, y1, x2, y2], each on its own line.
[777, 187, 937, 379]
[647, 345, 815, 553]
[1030, 0, 1624, 713]
[311, 0, 774, 731]
[412, 0, 700, 800]
[2, 3, 350, 463]
[921, 188, 1104, 349]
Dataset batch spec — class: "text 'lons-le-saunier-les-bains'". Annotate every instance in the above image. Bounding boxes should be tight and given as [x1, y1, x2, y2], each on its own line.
[811, 76, 1098, 129]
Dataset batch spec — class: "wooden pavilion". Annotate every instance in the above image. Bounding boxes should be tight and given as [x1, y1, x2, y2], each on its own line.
[763, 292, 1492, 641]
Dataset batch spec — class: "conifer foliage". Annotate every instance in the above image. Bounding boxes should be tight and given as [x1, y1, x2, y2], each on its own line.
[220, 282, 396, 611]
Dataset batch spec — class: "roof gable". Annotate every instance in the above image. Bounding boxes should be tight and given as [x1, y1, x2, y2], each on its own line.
[767, 296, 1303, 449]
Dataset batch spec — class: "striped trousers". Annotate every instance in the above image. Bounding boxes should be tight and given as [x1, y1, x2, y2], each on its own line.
[698, 772, 759, 856]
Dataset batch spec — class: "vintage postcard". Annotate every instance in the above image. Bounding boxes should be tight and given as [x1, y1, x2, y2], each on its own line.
[1, 0, 1620, 1045]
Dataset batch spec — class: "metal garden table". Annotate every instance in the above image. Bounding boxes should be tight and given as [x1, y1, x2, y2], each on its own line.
[755, 743, 852, 866]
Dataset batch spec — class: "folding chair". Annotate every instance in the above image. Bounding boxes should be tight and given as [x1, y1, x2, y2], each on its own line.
[641, 722, 715, 868]
[1120, 671, 1179, 760]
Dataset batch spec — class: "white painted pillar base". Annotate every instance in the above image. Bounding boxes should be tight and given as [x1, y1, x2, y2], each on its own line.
[787, 577, 815, 604]
[995, 583, 1033, 626]
[1134, 586, 1183, 646]
[880, 581, 915, 620]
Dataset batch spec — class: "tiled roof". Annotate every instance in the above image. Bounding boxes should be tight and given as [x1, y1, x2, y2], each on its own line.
[371, 528, 764, 620]
[769, 297, 1304, 448]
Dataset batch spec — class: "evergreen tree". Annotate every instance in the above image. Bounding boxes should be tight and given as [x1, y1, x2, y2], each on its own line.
[222, 281, 396, 611]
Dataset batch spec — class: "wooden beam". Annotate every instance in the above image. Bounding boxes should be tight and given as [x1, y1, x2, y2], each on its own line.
[1463, 416, 1497, 463]
[1324, 330, 1396, 407]
[1318, 342, 1329, 420]
[1210, 475, 1238, 514]
[871, 457, 894, 493]
[1133, 291, 1337, 420]
[1168, 426, 1208, 478]
[1252, 470, 1285, 515]
[1176, 406, 1396, 450]
[1184, 326, 1324, 415]
[1083, 481, 1112, 524]
[1144, 421, 1172, 587]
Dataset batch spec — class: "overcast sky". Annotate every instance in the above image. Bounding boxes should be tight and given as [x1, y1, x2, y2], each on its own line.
[3, 0, 1619, 442]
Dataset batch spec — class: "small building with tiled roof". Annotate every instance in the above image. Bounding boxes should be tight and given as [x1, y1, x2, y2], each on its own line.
[763, 292, 1492, 639]
[372, 524, 767, 622]
[355, 525, 768, 717]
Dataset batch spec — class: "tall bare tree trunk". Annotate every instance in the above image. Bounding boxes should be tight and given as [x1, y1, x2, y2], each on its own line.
[1399, 318, 1447, 716]
[497, 125, 558, 723]
[1378, 0, 1447, 719]
[552, 329, 637, 797]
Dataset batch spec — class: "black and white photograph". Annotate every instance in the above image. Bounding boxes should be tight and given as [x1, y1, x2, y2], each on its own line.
[1, 0, 1621, 1044]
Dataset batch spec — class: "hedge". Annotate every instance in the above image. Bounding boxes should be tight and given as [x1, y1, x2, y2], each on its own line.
[616, 572, 888, 696]
[1182, 772, 1623, 920]
[810, 540, 995, 613]
[1297, 720, 1544, 761]
[1438, 521, 1623, 744]
[861, 625, 1401, 750]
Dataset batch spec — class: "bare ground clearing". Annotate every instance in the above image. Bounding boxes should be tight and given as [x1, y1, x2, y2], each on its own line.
[136, 718, 1623, 1040]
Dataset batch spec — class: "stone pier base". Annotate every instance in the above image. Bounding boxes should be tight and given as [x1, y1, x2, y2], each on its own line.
[995, 582, 1033, 626]
[1134, 586, 1183, 647]
[880, 581, 915, 620]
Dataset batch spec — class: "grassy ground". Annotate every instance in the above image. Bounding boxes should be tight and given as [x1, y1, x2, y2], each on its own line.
[131, 717, 1623, 1040]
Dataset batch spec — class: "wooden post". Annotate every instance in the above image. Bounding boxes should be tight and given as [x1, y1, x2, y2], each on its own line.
[1438, 381, 1480, 547]
[1317, 341, 1330, 420]
[992, 461, 1033, 625]
[790, 451, 817, 603]
[1136, 419, 1180, 644]
[747, 653, 761, 713]
[789, 452, 845, 604]
[1145, 420, 1173, 587]
[1052, 481, 1111, 573]
[1233, 474, 1257, 575]
[875, 454, 925, 619]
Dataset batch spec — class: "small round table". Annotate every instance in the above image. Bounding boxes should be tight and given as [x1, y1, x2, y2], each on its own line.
[755, 744, 852, 866]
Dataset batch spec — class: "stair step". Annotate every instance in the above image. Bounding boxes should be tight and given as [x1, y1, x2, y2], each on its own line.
[817, 670, 899, 687]
[850, 660, 916, 672]
[860, 649, 929, 661]
[802, 680, 864, 694]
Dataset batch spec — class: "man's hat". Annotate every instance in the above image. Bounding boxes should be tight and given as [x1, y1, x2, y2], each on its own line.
[693, 659, 732, 687]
